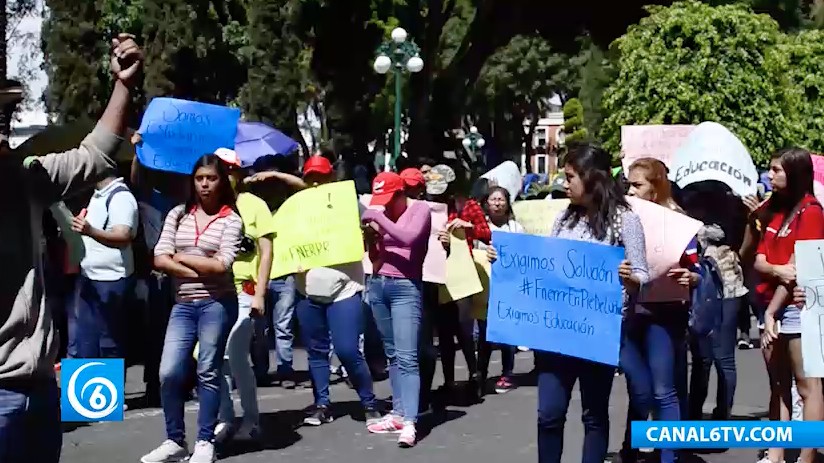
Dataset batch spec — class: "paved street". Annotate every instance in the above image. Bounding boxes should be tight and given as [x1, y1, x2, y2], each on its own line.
[61, 341, 773, 463]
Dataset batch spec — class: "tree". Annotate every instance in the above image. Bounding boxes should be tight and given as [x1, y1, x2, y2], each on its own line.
[141, 0, 245, 103]
[778, 28, 824, 152]
[43, 0, 108, 123]
[238, 0, 302, 144]
[601, 1, 796, 166]
[562, 98, 587, 144]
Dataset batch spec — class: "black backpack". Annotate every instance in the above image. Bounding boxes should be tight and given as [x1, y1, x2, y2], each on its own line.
[689, 256, 725, 336]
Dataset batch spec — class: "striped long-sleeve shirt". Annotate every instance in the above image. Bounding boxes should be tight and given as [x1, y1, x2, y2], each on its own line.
[155, 204, 243, 301]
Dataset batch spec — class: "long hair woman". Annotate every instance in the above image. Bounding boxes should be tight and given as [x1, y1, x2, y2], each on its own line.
[475, 186, 523, 395]
[754, 148, 824, 463]
[363, 171, 432, 447]
[621, 158, 699, 463]
[141, 154, 243, 463]
[488, 144, 649, 463]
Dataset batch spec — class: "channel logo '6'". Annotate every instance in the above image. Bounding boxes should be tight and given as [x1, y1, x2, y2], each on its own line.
[60, 359, 124, 422]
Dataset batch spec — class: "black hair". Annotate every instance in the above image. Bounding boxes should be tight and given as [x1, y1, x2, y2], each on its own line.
[185, 154, 237, 213]
[560, 143, 629, 241]
[483, 185, 515, 222]
[758, 147, 815, 230]
[470, 178, 490, 202]
[679, 181, 746, 250]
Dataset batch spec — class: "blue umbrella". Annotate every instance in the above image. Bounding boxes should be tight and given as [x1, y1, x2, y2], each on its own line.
[234, 121, 300, 168]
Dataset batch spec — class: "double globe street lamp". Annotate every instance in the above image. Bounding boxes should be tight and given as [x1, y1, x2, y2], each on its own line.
[373, 27, 424, 171]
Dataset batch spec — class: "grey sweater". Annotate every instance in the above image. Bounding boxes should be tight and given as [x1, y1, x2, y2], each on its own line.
[0, 124, 121, 382]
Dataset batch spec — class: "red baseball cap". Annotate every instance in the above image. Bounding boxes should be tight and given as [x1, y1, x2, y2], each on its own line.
[400, 168, 425, 188]
[370, 172, 405, 206]
[303, 156, 333, 176]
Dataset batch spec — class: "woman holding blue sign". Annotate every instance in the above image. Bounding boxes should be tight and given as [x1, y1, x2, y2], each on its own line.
[488, 144, 649, 463]
[142, 154, 243, 463]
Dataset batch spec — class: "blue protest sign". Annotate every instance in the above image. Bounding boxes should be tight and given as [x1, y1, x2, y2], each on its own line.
[136, 97, 241, 174]
[486, 231, 625, 365]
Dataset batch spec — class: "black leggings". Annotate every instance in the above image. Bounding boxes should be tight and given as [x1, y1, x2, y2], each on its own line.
[477, 320, 516, 378]
[435, 300, 477, 386]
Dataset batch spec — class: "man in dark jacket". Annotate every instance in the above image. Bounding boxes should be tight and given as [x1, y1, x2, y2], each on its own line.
[0, 33, 143, 463]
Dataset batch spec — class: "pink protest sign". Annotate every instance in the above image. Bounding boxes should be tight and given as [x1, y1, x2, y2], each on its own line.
[626, 196, 703, 303]
[621, 125, 696, 172]
[811, 154, 824, 185]
[360, 195, 448, 284]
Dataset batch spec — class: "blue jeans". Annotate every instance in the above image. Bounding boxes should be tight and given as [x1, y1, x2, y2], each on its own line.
[536, 352, 615, 463]
[265, 276, 296, 375]
[159, 296, 237, 443]
[620, 313, 688, 463]
[0, 380, 61, 463]
[69, 274, 135, 358]
[295, 293, 377, 409]
[689, 297, 740, 420]
[368, 276, 423, 423]
[144, 272, 174, 396]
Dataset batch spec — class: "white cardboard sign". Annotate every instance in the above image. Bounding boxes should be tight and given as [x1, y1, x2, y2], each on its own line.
[668, 122, 758, 197]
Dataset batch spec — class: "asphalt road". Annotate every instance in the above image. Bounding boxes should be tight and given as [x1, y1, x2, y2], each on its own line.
[58, 336, 783, 463]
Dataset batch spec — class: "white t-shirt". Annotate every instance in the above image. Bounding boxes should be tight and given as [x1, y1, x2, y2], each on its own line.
[80, 178, 139, 281]
[474, 218, 525, 251]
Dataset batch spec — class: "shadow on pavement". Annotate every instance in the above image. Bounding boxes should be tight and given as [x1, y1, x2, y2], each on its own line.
[417, 409, 467, 443]
[217, 409, 305, 459]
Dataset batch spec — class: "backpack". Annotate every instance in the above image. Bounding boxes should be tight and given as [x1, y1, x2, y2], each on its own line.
[689, 256, 725, 336]
[104, 185, 151, 277]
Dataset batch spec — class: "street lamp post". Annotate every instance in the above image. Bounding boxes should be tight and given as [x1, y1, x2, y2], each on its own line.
[373, 27, 424, 172]
[462, 125, 486, 169]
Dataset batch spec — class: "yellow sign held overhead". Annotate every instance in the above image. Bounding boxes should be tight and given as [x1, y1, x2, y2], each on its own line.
[270, 181, 363, 278]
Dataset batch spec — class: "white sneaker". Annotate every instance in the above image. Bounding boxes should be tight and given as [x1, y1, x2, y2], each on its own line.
[397, 422, 417, 448]
[234, 420, 260, 441]
[213, 421, 232, 443]
[189, 441, 216, 463]
[140, 440, 189, 463]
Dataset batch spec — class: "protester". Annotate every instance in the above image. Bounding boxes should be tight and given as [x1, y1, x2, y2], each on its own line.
[251, 156, 382, 428]
[141, 154, 243, 463]
[488, 144, 649, 463]
[245, 156, 301, 388]
[0, 33, 142, 463]
[429, 164, 491, 402]
[753, 148, 824, 463]
[362, 172, 431, 447]
[213, 148, 275, 443]
[69, 171, 138, 360]
[474, 185, 522, 395]
[400, 167, 426, 200]
[620, 158, 698, 463]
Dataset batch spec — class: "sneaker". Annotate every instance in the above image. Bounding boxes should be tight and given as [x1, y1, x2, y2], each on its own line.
[140, 439, 189, 463]
[234, 420, 260, 441]
[189, 440, 216, 463]
[213, 421, 233, 443]
[397, 422, 417, 448]
[365, 409, 384, 426]
[367, 414, 404, 434]
[495, 376, 516, 394]
[738, 338, 754, 350]
[303, 405, 334, 426]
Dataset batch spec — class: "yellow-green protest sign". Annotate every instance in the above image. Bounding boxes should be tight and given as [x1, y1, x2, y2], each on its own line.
[471, 251, 492, 320]
[270, 180, 363, 278]
[512, 199, 570, 236]
[438, 229, 483, 303]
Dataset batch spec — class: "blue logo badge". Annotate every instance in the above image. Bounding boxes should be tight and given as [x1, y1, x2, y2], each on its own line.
[60, 359, 124, 422]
